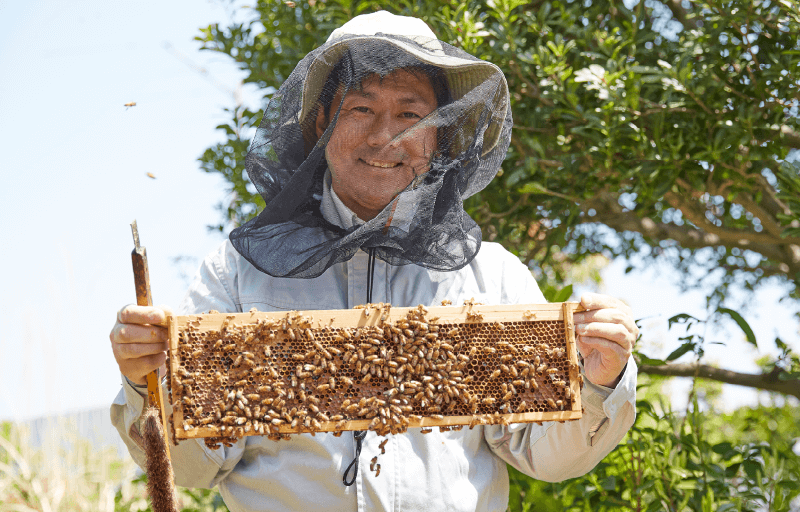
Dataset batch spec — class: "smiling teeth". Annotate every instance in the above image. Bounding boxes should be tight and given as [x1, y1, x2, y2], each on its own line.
[365, 160, 398, 168]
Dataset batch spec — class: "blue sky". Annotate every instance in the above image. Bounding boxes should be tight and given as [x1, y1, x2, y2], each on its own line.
[0, 0, 796, 421]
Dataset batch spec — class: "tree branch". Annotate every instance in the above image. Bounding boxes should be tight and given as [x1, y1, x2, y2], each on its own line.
[664, 191, 800, 247]
[580, 193, 797, 266]
[665, 0, 700, 32]
[638, 361, 800, 400]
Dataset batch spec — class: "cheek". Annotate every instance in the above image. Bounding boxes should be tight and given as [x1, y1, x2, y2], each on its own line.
[406, 126, 437, 157]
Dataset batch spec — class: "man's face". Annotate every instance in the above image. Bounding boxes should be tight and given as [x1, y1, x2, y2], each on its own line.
[315, 68, 438, 221]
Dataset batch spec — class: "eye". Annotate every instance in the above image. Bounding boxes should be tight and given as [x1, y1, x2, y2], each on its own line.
[401, 112, 422, 119]
[352, 106, 371, 113]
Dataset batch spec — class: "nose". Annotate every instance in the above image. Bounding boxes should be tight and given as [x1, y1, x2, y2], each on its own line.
[365, 113, 398, 148]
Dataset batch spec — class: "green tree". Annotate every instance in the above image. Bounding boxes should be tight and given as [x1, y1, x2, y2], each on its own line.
[195, 0, 800, 394]
[182, 3, 800, 509]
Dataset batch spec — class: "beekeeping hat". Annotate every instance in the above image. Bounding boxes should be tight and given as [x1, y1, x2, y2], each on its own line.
[298, 11, 509, 155]
[230, 11, 513, 278]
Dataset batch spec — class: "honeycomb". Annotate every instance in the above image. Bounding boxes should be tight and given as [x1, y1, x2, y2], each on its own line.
[167, 302, 583, 449]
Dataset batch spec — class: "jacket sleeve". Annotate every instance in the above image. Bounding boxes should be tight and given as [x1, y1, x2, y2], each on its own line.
[483, 358, 636, 481]
[482, 244, 637, 481]
[110, 241, 248, 489]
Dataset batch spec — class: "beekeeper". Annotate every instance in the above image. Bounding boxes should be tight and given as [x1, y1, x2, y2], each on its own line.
[110, 11, 638, 512]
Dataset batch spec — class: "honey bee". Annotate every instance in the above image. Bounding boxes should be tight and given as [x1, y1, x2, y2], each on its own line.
[124, 101, 137, 108]
[516, 401, 527, 413]
[481, 397, 495, 405]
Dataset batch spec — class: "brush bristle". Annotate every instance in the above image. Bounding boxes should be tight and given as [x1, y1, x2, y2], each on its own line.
[143, 406, 179, 512]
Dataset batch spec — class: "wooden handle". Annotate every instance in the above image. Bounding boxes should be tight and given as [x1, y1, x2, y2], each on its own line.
[131, 232, 172, 455]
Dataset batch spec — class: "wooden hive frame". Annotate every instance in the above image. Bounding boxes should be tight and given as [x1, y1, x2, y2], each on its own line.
[167, 302, 584, 447]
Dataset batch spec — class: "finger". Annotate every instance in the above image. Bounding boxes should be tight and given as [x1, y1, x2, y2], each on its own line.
[119, 353, 167, 381]
[111, 323, 168, 344]
[113, 341, 168, 360]
[576, 337, 595, 359]
[117, 304, 170, 326]
[580, 293, 632, 314]
[577, 336, 630, 362]
[574, 308, 628, 324]
[576, 321, 634, 349]
[157, 303, 174, 321]
[573, 308, 637, 333]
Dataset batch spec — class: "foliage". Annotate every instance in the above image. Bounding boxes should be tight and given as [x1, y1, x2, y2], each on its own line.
[507, 378, 800, 511]
[190, 3, 800, 509]
[0, 421, 229, 512]
[0, 420, 141, 511]
[196, 0, 800, 309]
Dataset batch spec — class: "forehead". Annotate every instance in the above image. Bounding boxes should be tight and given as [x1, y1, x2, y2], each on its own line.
[344, 69, 437, 106]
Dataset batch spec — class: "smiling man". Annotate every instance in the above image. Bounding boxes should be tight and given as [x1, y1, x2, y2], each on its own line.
[318, 69, 438, 221]
[110, 11, 638, 512]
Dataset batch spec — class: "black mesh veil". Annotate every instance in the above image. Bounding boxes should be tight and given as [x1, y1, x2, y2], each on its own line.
[230, 21, 512, 279]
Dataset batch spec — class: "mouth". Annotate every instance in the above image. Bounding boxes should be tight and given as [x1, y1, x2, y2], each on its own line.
[360, 158, 401, 169]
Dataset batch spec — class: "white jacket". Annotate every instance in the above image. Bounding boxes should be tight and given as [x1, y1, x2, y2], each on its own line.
[111, 237, 637, 512]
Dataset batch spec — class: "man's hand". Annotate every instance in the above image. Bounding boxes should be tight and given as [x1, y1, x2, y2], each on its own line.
[573, 293, 638, 388]
[110, 304, 172, 386]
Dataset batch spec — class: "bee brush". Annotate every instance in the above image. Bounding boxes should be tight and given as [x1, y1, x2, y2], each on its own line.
[131, 220, 178, 512]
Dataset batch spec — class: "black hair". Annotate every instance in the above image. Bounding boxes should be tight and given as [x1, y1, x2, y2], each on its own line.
[316, 46, 451, 126]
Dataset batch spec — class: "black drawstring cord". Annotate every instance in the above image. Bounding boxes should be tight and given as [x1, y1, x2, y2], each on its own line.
[342, 429, 367, 486]
[342, 247, 376, 487]
[366, 247, 376, 304]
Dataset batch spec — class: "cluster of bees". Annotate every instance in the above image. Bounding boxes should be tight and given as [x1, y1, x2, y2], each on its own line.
[167, 303, 579, 450]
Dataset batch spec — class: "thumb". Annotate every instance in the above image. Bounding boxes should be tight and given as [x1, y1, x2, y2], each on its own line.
[155, 304, 174, 327]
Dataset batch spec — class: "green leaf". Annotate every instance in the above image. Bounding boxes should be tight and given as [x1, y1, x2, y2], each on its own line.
[667, 313, 699, 329]
[743, 459, 762, 481]
[636, 352, 667, 366]
[551, 284, 573, 303]
[717, 307, 757, 349]
[666, 342, 694, 361]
